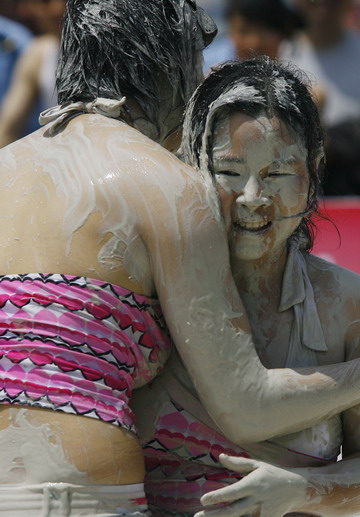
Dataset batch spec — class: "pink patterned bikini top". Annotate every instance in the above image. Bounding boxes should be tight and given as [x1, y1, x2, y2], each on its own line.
[0, 273, 171, 434]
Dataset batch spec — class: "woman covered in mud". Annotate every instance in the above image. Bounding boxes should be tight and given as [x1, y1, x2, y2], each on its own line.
[133, 59, 360, 517]
[0, 0, 215, 514]
[2, 0, 360, 514]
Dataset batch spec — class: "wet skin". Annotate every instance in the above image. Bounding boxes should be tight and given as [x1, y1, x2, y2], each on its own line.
[213, 112, 309, 267]
[192, 111, 360, 516]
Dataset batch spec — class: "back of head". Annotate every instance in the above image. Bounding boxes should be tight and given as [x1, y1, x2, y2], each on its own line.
[181, 57, 324, 249]
[56, 0, 217, 134]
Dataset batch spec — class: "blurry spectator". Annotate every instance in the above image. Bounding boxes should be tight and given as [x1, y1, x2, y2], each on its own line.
[227, 0, 304, 60]
[281, 0, 360, 195]
[0, 3, 32, 104]
[0, 0, 66, 148]
[201, 0, 304, 72]
[224, 0, 327, 112]
[348, 0, 360, 30]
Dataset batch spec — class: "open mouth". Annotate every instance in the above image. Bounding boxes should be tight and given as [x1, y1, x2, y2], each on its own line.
[234, 221, 272, 233]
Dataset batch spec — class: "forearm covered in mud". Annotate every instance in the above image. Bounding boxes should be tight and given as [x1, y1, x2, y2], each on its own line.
[169, 298, 360, 444]
[140, 156, 360, 446]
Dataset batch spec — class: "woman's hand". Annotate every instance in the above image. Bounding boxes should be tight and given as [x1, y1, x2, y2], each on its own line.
[194, 454, 309, 517]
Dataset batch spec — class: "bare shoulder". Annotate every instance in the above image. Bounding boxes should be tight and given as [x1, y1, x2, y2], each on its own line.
[80, 115, 201, 184]
[2, 114, 208, 211]
[68, 115, 212, 220]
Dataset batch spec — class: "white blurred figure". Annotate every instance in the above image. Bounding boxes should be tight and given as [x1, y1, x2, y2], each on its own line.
[281, 0, 360, 129]
[0, 0, 66, 148]
[281, 0, 360, 194]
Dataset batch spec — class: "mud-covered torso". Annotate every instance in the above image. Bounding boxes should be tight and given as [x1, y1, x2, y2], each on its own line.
[132, 250, 355, 516]
[0, 110, 214, 488]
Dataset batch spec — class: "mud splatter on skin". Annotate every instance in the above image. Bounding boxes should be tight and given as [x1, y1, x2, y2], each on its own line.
[0, 409, 87, 484]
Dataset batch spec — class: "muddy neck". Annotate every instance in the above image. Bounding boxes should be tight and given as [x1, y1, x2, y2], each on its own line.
[231, 245, 288, 309]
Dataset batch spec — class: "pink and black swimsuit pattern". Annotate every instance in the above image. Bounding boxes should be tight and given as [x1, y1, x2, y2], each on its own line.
[0, 273, 171, 434]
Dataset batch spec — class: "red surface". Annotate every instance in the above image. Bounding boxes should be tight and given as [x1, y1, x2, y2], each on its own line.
[312, 197, 360, 274]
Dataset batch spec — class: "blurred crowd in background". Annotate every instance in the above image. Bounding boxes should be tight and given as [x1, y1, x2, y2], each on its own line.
[1, 0, 360, 196]
[0, 0, 65, 147]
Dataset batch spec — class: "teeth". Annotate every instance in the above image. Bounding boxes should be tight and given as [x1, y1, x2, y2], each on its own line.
[237, 221, 269, 230]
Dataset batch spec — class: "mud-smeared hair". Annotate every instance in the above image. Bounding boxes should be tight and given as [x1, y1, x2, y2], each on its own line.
[56, 0, 217, 130]
[181, 58, 325, 250]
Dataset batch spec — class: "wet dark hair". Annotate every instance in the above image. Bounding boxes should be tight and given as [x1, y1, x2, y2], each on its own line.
[181, 58, 325, 250]
[226, 0, 304, 39]
[56, 0, 217, 132]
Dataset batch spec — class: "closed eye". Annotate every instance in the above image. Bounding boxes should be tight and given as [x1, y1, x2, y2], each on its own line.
[267, 160, 297, 177]
[267, 166, 295, 177]
[267, 171, 292, 177]
[215, 170, 240, 177]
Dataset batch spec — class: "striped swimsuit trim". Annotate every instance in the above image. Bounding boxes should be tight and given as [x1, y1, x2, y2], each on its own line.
[0, 273, 171, 434]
